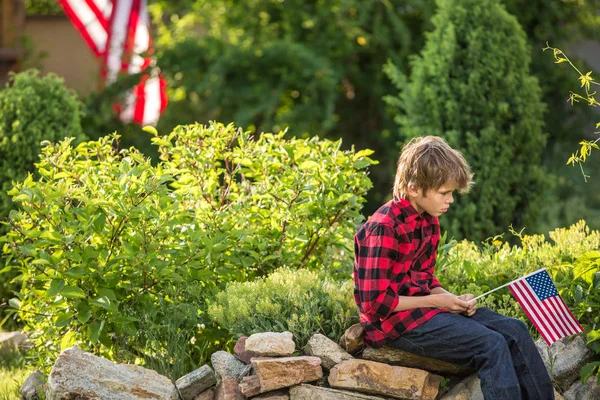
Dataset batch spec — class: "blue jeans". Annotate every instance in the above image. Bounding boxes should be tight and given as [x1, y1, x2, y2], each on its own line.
[388, 308, 554, 400]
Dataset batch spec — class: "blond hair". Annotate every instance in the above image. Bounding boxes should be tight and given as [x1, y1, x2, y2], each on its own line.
[393, 136, 473, 198]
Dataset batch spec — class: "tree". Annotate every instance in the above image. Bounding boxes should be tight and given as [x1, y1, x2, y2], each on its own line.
[387, 0, 548, 241]
[149, 0, 437, 210]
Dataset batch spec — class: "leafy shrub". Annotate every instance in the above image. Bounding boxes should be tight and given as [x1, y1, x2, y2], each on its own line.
[437, 220, 600, 383]
[207, 267, 357, 348]
[0, 70, 84, 331]
[1, 122, 374, 376]
[385, 0, 548, 242]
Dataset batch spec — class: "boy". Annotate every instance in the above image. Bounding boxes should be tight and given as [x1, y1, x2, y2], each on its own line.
[353, 136, 554, 399]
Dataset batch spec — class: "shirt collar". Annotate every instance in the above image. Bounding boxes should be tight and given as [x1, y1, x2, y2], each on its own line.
[393, 195, 433, 223]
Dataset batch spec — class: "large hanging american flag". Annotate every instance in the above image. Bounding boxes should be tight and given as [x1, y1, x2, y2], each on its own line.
[57, 0, 167, 126]
[508, 268, 583, 345]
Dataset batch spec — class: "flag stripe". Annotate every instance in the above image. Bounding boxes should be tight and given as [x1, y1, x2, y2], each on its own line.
[105, 0, 133, 83]
[517, 280, 560, 342]
[57, 0, 107, 56]
[62, 0, 167, 125]
[510, 281, 557, 344]
[508, 270, 583, 346]
[547, 296, 576, 335]
[84, 0, 110, 31]
[555, 296, 583, 333]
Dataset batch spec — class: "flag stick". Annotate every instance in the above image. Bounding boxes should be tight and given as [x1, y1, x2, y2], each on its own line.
[467, 267, 547, 303]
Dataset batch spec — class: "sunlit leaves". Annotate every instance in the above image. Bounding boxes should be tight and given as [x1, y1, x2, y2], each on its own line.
[3, 122, 375, 373]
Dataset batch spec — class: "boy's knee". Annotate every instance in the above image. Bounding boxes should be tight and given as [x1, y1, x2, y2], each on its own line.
[480, 330, 508, 354]
[505, 318, 531, 341]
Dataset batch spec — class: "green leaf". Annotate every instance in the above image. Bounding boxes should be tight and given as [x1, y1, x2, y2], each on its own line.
[60, 331, 76, 350]
[581, 361, 600, 384]
[143, 126, 158, 135]
[90, 296, 111, 310]
[31, 258, 50, 265]
[48, 279, 65, 297]
[55, 312, 74, 328]
[8, 298, 20, 309]
[299, 161, 319, 171]
[97, 288, 117, 301]
[66, 267, 86, 278]
[353, 159, 371, 169]
[93, 213, 106, 233]
[77, 302, 92, 324]
[60, 286, 86, 299]
[87, 320, 102, 345]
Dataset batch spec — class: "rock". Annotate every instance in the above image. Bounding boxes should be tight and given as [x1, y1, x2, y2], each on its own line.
[246, 332, 296, 357]
[438, 374, 483, 400]
[252, 356, 323, 393]
[536, 335, 594, 388]
[234, 336, 255, 364]
[328, 359, 441, 400]
[439, 374, 565, 400]
[239, 375, 261, 397]
[253, 389, 289, 399]
[19, 370, 46, 400]
[176, 365, 217, 400]
[303, 334, 354, 370]
[46, 347, 178, 400]
[563, 378, 600, 400]
[211, 351, 249, 381]
[290, 384, 394, 399]
[339, 324, 365, 355]
[194, 388, 216, 400]
[362, 347, 474, 376]
[0, 331, 28, 355]
[215, 377, 244, 400]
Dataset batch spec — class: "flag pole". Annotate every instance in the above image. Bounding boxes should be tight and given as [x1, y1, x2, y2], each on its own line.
[467, 267, 547, 303]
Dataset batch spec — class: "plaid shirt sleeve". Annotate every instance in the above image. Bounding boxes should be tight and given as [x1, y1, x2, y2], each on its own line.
[354, 223, 409, 320]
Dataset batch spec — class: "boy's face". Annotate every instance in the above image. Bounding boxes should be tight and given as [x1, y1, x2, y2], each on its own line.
[408, 181, 457, 217]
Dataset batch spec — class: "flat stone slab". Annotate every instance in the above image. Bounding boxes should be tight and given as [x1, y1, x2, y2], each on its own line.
[176, 365, 217, 400]
[362, 347, 474, 376]
[290, 384, 394, 399]
[46, 347, 178, 400]
[328, 359, 441, 400]
[246, 332, 296, 357]
[252, 356, 323, 393]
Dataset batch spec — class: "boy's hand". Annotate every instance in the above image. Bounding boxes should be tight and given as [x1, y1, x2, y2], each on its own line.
[458, 294, 477, 317]
[433, 294, 470, 314]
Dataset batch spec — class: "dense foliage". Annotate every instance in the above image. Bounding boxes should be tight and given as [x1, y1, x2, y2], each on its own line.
[0, 70, 84, 330]
[148, 0, 437, 209]
[208, 268, 357, 348]
[438, 220, 600, 386]
[386, 0, 548, 241]
[1, 122, 375, 377]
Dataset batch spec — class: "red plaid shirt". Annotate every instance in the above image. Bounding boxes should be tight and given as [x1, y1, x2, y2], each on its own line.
[353, 197, 447, 348]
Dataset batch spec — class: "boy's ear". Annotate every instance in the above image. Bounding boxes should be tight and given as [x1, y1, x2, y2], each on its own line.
[407, 183, 420, 197]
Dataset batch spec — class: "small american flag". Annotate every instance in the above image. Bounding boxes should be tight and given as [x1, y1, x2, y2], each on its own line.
[508, 268, 583, 345]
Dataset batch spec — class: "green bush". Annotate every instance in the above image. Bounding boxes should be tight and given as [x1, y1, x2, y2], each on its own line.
[1, 122, 374, 376]
[0, 70, 84, 331]
[207, 267, 357, 348]
[437, 220, 600, 383]
[385, 0, 548, 241]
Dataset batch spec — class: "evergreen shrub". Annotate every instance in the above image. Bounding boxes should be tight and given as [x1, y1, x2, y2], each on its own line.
[208, 267, 357, 348]
[1, 122, 374, 375]
[385, 0, 548, 241]
[0, 70, 84, 330]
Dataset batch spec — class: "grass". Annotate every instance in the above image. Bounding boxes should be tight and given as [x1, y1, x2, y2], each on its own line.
[0, 327, 39, 400]
[0, 365, 31, 400]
